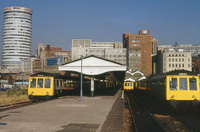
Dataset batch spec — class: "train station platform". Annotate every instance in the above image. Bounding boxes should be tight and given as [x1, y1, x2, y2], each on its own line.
[0, 90, 124, 132]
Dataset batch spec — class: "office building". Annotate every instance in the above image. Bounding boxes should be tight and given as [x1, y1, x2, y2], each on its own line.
[152, 39, 158, 56]
[158, 44, 200, 57]
[2, 7, 32, 73]
[123, 30, 152, 76]
[71, 39, 126, 65]
[156, 50, 192, 74]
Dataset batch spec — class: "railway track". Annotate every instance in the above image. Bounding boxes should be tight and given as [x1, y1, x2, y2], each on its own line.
[125, 92, 165, 132]
[126, 90, 200, 131]
[0, 100, 32, 111]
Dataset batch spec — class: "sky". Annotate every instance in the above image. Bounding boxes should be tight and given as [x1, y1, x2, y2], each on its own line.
[1, 0, 200, 60]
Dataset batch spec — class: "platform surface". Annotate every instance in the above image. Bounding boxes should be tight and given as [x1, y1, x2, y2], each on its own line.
[0, 90, 123, 132]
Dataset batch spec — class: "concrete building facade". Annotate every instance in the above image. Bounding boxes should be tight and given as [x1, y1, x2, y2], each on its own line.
[123, 30, 152, 76]
[156, 50, 192, 74]
[2, 7, 32, 73]
[71, 39, 126, 65]
[152, 39, 158, 56]
[158, 44, 200, 57]
[21, 56, 37, 74]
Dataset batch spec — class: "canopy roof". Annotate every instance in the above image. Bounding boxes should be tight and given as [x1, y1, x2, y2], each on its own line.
[58, 55, 127, 76]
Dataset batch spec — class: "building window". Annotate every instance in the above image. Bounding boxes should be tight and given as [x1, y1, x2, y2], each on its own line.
[169, 64, 171, 67]
[179, 58, 181, 61]
[182, 58, 184, 62]
[176, 64, 177, 67]
[172, 64, 174, 67]
[182, 64, 184, 67]
[169, 58, 171, 62]
[176, 58, 177, 62]
[179, 64, 181, 67]
[172, 58, 174, 62]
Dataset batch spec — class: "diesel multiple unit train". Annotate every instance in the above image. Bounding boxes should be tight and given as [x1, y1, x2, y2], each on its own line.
[124, 70, 200, 107]
[28, 72, 80, 101]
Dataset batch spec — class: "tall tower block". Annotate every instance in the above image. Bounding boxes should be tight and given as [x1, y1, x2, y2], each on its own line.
[2, 7, 32, 73]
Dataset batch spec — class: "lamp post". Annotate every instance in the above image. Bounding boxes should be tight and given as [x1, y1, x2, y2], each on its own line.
[80, 56, 83, 102]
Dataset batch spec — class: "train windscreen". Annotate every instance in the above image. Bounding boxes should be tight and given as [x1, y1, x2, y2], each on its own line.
[179, 78, 187, 90]
[45, 79, 51, 88]
[169, 78, 177, 90]
[189, 78, 197, 90]
[30, 79, 36, 88]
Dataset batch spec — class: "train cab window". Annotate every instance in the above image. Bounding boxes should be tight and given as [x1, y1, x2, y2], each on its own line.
[179, 78, 187, 90]
[30, 79, 36, 88]
[37, 79, 43, 88]
[45, 79, 51, 88]
[189, 78, 197, 90]
[169, 78, 177, 90]
[125, 83, 127, 86]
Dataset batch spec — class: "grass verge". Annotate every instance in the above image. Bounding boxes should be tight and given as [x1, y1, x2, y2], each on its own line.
[0, 89, 29, 106]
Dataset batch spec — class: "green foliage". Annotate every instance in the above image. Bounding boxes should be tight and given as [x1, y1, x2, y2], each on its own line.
[7, 88, 28, 97]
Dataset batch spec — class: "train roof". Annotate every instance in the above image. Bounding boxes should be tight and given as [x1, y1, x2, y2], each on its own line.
[147, 70, 197, 80]
[30, 72, 72, 79]
[30, 72, 85, 81]
[30, 72, 60, 77]
[163, 70, 197, 76]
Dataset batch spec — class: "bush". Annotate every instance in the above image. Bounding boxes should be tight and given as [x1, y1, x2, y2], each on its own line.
[7, 88, 28, 97]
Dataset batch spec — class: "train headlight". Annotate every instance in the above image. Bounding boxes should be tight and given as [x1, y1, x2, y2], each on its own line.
[46, 92, 49, 95]
[192, 95, 195, 98]
[171, 95, 175, 98]
[31, 92, 34, 94]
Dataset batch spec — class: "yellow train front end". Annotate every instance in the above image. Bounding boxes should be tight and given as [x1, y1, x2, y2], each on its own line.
[166, 75, 200, 107]
[28, 76, 54, 100]
[124, 82, 134, 90]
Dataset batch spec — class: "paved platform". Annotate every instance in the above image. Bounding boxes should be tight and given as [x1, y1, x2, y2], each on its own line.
[0, 90, 124, 132]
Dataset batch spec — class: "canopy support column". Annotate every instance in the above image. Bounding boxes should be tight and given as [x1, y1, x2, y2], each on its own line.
[91, 76, 95, 97]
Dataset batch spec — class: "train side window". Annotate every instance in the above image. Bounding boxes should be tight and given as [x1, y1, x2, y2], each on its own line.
[179, 78, 187, 90]
[30, 79, 36, 88]
[189, 78, 197, 90]
[169, 78, 177, 90]
[45, 79, 51, 88]
[37, 79, 43, 88]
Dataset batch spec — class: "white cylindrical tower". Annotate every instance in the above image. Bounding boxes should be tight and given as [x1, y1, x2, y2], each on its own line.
[2, 6, 32, 73]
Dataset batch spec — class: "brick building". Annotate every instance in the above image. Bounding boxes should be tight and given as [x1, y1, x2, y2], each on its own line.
[123, 30, 152, 76]
[33, 43, 71, 73]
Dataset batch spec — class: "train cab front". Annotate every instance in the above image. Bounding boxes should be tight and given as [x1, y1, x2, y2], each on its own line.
[28, 77, 54, 101]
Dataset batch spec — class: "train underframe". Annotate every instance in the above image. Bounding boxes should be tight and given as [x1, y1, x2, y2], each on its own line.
[169, 99, 200, 109]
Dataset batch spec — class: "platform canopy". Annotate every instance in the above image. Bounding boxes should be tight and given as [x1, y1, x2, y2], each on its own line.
[58, 55, 127, 76]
